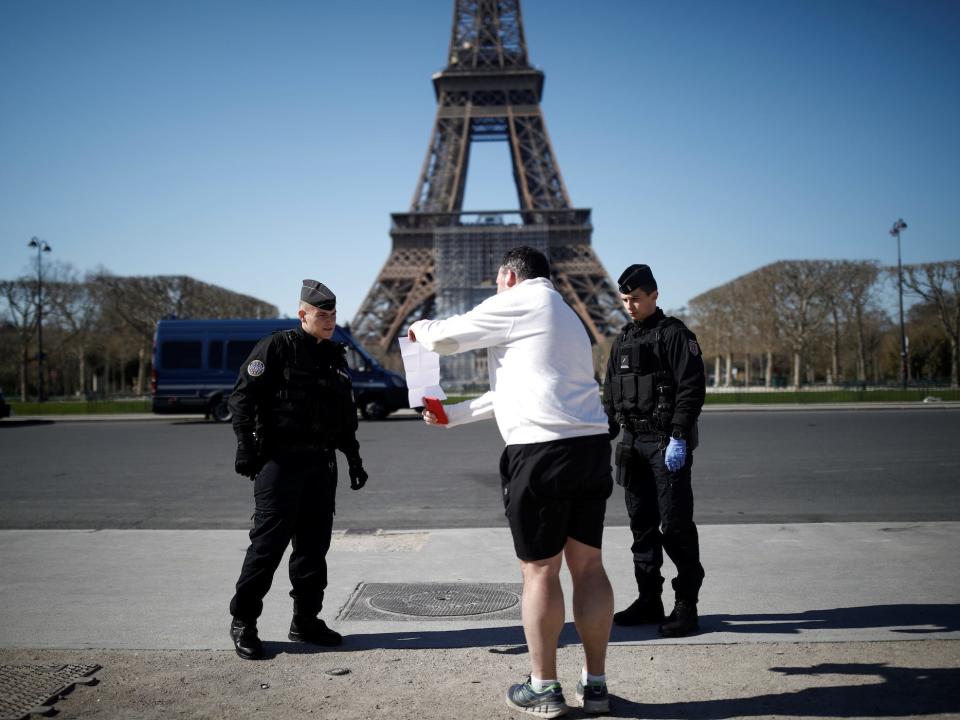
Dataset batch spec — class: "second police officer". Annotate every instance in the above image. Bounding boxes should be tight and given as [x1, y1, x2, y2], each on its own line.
[227, 279, 369, 660]
[603, 264, 706, 637]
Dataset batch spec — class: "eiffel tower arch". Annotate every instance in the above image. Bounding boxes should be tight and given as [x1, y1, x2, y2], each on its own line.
[352, 0, 627, 385]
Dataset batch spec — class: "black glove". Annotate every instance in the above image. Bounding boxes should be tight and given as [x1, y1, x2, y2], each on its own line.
[347, 456, 368, 491]
[234, 435, 262, 479]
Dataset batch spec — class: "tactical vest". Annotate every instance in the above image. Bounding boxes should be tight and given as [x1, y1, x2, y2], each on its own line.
[261, 331, 355, 452]
[611, 316, 680, 431]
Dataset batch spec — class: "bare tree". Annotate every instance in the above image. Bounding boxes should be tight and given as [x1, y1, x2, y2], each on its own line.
[900, 261, 960, 387]
[741, 267, 782, 387]
[0, 277, 39, 401]
[836, 261, 883, 384]
[93, 273, 280, 394]
[818, 261, 847, 384]
[45, 263, 101, 396]
[769, 261, 831, 388]
[688, 289, 730, 387]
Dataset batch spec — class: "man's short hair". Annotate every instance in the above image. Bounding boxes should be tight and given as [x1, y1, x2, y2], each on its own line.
[501, 246, 550, 281]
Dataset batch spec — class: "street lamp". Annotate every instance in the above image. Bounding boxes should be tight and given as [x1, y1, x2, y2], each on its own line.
[889, 218, 907, 390]
[27, 236, 52, 401]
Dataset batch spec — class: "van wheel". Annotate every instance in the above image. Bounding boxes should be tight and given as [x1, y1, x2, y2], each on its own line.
[210, 397, 232, 423]
[360, 400, 388, 421]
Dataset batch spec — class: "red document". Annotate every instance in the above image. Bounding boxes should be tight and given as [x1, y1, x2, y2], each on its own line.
[422, 396, 449, 425]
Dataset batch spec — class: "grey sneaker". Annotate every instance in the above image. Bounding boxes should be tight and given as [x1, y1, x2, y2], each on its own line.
[505, 677, 568, 718]
[575, 680, 610, 714]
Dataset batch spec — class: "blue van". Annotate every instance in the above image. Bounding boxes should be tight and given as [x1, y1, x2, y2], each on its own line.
[151, 318, 408, 421]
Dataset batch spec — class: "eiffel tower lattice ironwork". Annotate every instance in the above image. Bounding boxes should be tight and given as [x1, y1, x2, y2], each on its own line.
[352, 0, 626, 382]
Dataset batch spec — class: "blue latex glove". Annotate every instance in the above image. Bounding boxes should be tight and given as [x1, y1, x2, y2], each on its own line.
[664, 437, 687, 472]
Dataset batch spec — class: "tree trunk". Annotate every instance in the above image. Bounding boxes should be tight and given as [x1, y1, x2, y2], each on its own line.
[136, 345, 146, 396]
[951, 337, 959, 388]
[78, 345, 86, 396]
[793, 351, 802, 389]
[765, 350, 773, 387]
[745, 352, 752, 386]
[831, 312, 841, 385]
[724, 353, 732, 386]
[714, 355, 721, 387]
[855, 309, 866, 384]
[20, 347, 29, 401]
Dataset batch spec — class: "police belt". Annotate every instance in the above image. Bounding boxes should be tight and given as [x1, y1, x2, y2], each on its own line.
[620, 416, 662, 436]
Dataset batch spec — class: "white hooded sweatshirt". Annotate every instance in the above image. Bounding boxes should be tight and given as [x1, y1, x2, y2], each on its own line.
[409, 277, 608, 446]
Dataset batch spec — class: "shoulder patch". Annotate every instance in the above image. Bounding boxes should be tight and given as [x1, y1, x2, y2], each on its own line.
[247, 359, 265, 377]
[688, 340, 700, 357]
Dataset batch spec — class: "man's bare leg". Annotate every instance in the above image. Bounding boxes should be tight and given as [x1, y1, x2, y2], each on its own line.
[519, 552, 565, 679]
[564, 538, 613, 676]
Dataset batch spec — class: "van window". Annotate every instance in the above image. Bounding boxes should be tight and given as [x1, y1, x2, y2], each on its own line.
[208, 340, 224, 370]
[227, 341, 259, 372]
[161, 341, 202, 370]
[344, 347, 369, 373]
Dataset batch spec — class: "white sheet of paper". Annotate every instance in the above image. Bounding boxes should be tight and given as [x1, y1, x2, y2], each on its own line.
[398, 336, 447, 408]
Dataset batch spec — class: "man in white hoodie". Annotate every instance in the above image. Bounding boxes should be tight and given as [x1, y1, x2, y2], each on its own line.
[408, 246, 613, 718]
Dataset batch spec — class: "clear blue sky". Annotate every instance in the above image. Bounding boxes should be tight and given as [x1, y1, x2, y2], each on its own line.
[2, 0, 958, 320]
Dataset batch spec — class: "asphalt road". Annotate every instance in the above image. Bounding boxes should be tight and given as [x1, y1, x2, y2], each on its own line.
[1, 408, 959, 529]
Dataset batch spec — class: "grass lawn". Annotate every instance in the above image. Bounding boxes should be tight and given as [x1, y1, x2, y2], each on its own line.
[704, 389, 959, 404]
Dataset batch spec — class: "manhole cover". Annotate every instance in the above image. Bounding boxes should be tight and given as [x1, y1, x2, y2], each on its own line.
[371, 584, 519, 617]
[338, 582, 523, 621]
[0, 664, 100, 720]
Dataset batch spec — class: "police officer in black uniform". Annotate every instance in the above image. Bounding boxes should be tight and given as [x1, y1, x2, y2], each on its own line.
[227, 279, 368, 660]
[603, 264, 706, 637]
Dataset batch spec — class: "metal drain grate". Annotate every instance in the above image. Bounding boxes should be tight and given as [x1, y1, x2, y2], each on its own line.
[0, 664, 100, 720]
[338, 582, 522, 621]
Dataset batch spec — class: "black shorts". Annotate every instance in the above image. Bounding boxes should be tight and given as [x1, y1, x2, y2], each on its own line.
[499, 433, 613, 562]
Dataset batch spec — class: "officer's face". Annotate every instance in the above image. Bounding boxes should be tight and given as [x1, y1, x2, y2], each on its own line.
[621, 288, 658, 321]
[300, 306, 337, 341]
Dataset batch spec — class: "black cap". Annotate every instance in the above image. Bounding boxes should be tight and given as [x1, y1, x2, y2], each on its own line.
[617, 264, 657, 294]
[301, 279, 336, 310]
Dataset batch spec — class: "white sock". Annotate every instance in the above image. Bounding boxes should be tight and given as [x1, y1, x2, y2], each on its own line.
[581, 668, 606, 686]
[530, 676, 558, 691]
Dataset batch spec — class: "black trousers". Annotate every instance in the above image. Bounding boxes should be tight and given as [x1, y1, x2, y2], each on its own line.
[229, 450, 337, 621]
[622, 433, 704, 603]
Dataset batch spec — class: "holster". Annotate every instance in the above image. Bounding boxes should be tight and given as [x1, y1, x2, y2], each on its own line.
[614, 432, 636, 490]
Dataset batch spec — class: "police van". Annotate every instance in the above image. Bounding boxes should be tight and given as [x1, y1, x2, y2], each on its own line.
[151, 319, 408, 421]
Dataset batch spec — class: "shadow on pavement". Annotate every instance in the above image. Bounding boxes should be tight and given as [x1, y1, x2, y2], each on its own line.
[705, 603, 960, 635]
[0, 419, 55, 428]
[264, 622, 604, 654]
[609, 664, 960, 718]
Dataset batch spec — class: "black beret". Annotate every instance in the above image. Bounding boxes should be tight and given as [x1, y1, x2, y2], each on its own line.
[301, 279, 336, 310]
[617, 264, 657, 294]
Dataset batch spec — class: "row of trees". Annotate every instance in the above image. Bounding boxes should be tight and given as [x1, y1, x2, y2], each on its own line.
[4, 257, 956, 400]
[0, 262, 278, 401]
[687, 259, 960, 388]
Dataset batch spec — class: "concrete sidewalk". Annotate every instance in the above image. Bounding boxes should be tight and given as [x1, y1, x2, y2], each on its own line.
[1, 523, 959, 718]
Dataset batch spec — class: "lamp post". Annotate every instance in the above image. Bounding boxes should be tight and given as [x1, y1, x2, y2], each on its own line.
[889, 218, 907, 390]
[27, 236, 52, 401]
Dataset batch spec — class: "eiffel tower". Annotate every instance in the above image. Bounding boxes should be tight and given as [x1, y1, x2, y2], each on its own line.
[352, 0, 626, 383]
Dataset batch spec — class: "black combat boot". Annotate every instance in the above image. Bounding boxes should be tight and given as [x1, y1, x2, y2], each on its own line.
[230, 617, 264, 660]
[659, 599, 699, 637]
[289, 615, 343, 647]
[613, 596, 665, 626]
